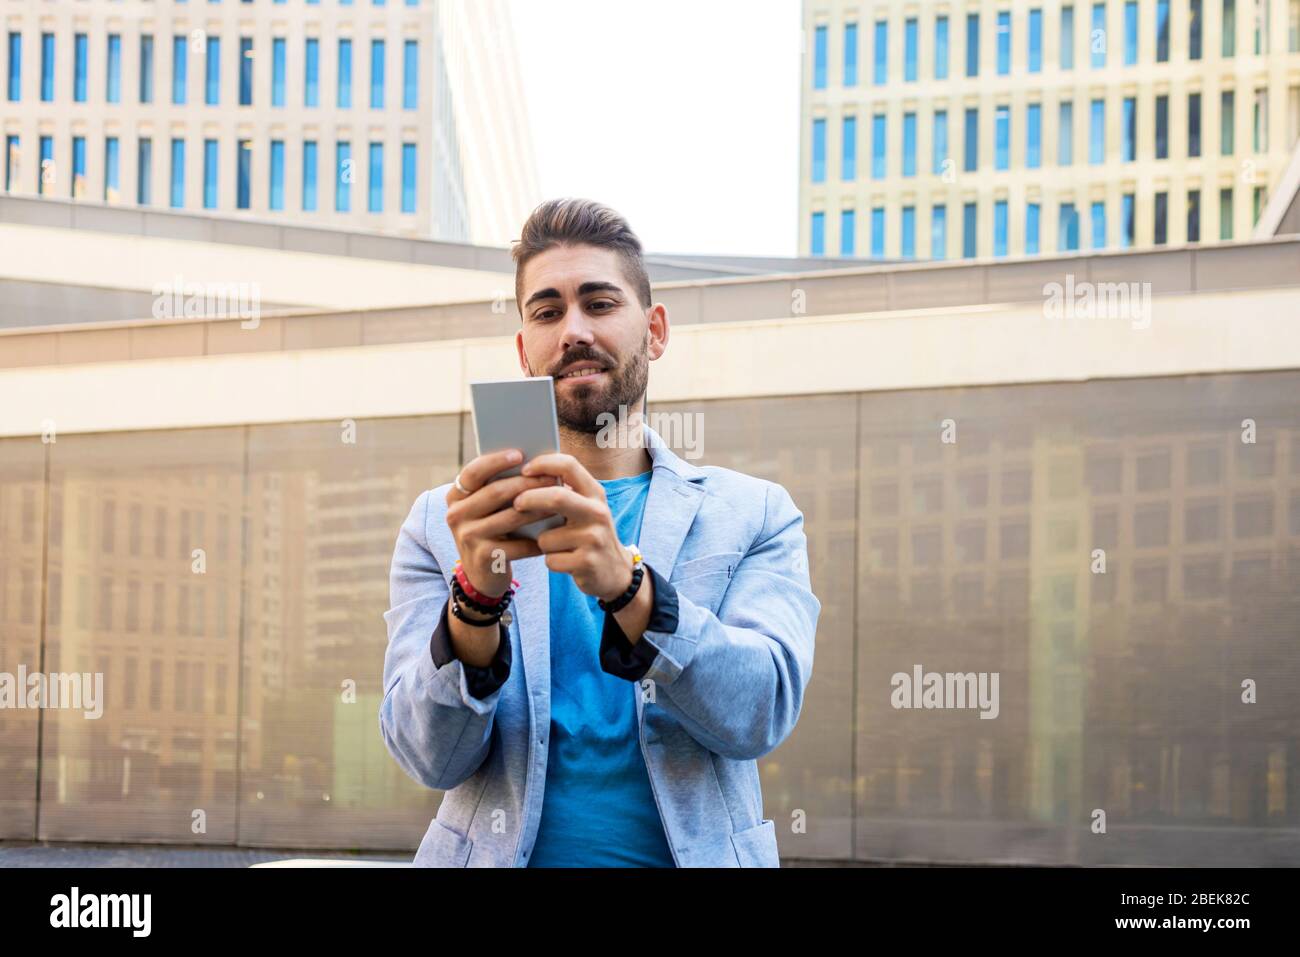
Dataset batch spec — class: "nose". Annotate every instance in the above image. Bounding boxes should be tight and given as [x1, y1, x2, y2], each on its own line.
[557, 301, 596, 353]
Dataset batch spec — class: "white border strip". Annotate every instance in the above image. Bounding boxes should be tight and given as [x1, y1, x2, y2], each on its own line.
[2, 286, 1298, 437]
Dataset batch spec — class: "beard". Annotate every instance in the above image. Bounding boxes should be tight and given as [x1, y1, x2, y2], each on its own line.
[543, 336, 649, 435]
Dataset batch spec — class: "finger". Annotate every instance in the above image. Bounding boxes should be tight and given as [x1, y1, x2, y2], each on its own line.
[512, 485, 606, 524]
[533, 526, 589, 553]
[490, 537, 544, 563]
[473, 503, 562, 540]
[455, 475, 554, 522]
[452, 449, 525, 498]
[519, 452, 602, 499]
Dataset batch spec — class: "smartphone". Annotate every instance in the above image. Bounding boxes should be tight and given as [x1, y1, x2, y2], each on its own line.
[469, 376, 566, 540]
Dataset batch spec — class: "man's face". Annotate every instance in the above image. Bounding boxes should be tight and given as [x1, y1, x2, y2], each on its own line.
[516, 243, 667, 434]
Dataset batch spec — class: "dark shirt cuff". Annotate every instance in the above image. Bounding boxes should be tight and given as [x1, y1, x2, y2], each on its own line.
[430, 598, 511, 699]
[598, 562, 678, 682]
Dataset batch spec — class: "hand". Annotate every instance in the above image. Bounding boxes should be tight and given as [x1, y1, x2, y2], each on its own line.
[445, 449, 558, 598]
[512, 453, 634, 602]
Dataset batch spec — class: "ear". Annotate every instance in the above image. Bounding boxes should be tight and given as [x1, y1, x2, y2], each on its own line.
[515, 330, 532, 376]
[647, 303, 669, 361]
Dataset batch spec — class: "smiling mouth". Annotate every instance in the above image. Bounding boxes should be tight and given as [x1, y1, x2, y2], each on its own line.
[556, 365, 608, 382]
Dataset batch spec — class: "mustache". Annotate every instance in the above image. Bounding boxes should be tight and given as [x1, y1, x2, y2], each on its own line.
[550, 351, 615, 375]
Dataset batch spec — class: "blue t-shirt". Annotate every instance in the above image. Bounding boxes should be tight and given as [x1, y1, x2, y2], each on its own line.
[526, 469, 675, 867]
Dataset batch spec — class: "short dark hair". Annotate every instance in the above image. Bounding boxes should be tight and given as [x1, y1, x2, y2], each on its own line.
[511, 198, 653, 316]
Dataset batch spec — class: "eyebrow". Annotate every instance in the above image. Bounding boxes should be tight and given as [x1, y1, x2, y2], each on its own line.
[523, 280, 624, 310]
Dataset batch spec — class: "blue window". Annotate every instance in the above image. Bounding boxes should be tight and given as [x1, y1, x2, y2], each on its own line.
[1124, 1, 1138, 64]
[1061, 5, 1076, 69]
[966, 13, 979, 76]
[336, 141, 351, 211]
[932, 110, 949, 173]
[840, 208, 855, 255]
[137, 138, 152, 205]
[38, 135, 52, 195]
[870, 207, 885, 256]
[1026, 202, 1041, 254]
[871, 113, 886, 178]
[6, 33, 19, 101]
[1090, 201, 1106, 248]
[1059, 202, 1080, 250]
[367, 141, 382, 211]
[270, 139, 284, 210]
[104, 136, 120, 201]
[963, 107, 978, 171]
[1121, 193, 1135, 246]
[813, 24, 827, 89]
[5, 135, 19, 191]
[401, 142, 416, 213]
[1122, 97, 1136, 160]
[810, 211, 825, 255]
[1223, 0, 1236, 57]
[74, 34, 87, 102]
[1028, 9, 1043, 72]
[811, 118, 825, 182]
[206, 37, 221, 105]
[306, 38, 320, 107]
[1059, 101, 1074, 164]
[1155, 94, 1168, 159]
[994, 106, 1009, 169]
[1221, 90, 1234, 155]
[843, 23, 857, 86]
[996, 12, 1011, 74]
[71, 135, 85, 197]
[993, 200, 1008, 256]
[236, 139, 251, 208]
[935, 16, 949, 79]
[931, 205, 947, 259]
[1027, 103, 1042, 167]
[139, 36, 154, 103]
[40, 32, 54, 102]
[370, 39, 385, 108]
[402, 40, 416, 109]
[902, 112, 916, 176]
[271, 37, 285, 106]
[1156, 0, 1170, 61]
[904, 18, 918, 82]
[203, 138, 218, 208]
[873, 21, 887, 85]
[107, 35, 122, 103]
[170, 138, 184, 207]
[239, 38, 253, 105]
[303, 140, 318, 210]
[901, 206, 916, 258]
[338, 39, 352, 107]
[1089, 98, 1105, 164]
[841, 116, 856, 181]
[962, 202, 977, 257]
[1090, 3, 1106, 68]
[1188, 92, 1201, 157]
[172, 36, 187, 104]
[1189, 0, 1203, 59]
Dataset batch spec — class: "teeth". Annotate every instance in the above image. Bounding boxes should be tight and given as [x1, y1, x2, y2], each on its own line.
[561, 368, 602, 378]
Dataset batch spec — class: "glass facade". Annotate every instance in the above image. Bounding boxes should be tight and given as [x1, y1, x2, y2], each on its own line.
[3, 374, 1296, 862]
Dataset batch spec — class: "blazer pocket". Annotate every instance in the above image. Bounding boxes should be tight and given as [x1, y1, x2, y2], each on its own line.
[413, 817, 474, 868]
[670, 550, 743, 583]
[729, 818, 780, 868]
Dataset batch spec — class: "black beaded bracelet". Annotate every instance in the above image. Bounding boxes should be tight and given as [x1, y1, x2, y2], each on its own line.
[598, 561, 645, 614]
[450, 593, 511, 628]
[451, 575, 514, 616]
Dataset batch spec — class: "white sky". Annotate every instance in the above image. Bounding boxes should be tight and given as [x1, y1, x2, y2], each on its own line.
[508, 0, 802, 258]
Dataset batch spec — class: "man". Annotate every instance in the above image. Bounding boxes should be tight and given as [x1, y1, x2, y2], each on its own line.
[380, 198, 820, 867]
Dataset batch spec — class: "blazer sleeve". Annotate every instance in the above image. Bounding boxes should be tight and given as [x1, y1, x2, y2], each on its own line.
[379, 489, 506, 792]
[599, 481, 820, 761]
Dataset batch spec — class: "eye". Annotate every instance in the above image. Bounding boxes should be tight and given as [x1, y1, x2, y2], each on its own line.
[590, 299, 616, 311]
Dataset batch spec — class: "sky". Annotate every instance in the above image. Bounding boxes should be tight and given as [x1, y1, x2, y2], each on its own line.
[508, 0, 802, 258]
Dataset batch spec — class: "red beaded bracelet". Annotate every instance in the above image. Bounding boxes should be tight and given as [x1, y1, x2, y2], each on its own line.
[453, 559, 519, 607]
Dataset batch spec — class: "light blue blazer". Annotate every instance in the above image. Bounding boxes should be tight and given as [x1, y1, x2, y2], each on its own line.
[379, 423, 820, 866]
